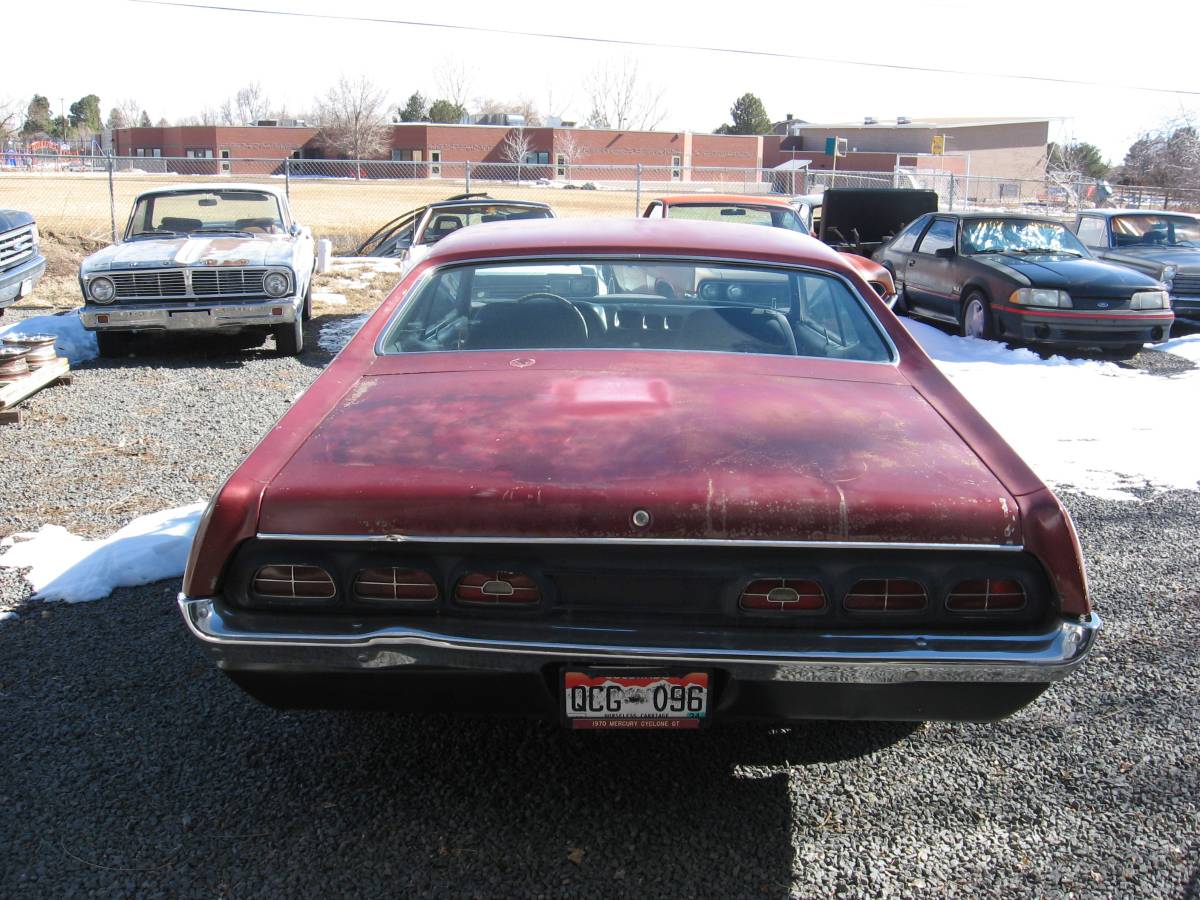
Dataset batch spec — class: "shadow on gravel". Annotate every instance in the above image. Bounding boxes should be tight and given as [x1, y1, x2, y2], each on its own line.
[0, 583, 916, 897]
[81, 321, 333, 372]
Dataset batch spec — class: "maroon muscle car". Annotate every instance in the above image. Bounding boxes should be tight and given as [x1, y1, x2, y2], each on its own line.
[179, 218, 1099, 727]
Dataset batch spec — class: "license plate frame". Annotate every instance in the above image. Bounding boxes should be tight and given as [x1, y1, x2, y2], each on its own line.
[562, 668, 710, 730]
[167, 309, 212, 330]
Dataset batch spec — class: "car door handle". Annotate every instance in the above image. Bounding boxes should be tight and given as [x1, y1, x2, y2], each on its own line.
[907, 259, 917, 267]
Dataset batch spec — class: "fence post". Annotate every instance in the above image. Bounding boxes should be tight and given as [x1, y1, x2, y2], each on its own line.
[948, 175, 956, 211]
[107, 154, 117, 243]
[465, 160, 471, 194]
[284, 157, 290, 199]
[635, 164, 642, 216]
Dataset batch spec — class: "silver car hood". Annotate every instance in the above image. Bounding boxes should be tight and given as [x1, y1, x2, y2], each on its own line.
[82, 236, 296, 273]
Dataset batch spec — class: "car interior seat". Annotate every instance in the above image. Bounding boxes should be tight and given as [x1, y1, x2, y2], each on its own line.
[679, 307, 798, 355]
[427, 215, 464, 240]
[466, 297, 590, 349]
[159, 217, 203, 233]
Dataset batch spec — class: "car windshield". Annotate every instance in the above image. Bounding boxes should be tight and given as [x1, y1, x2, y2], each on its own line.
[960, 219, 1087, 255]
[417, 204, 552, 244]
[1111, 214, 1200, 248]
[127, 190, 285, 237]
[380, 259, 891, 362]
[667, 204, 808, 233]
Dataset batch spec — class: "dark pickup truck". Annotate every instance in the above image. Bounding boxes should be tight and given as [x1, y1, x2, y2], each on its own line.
[0, 210, 47, 316]
[1073, 209, 1200, 324]
[813, 188, 940, 257]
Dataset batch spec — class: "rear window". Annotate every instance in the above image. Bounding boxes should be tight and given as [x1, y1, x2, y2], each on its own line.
[667, 204, 807, 232]
[379, 259, 892, 362]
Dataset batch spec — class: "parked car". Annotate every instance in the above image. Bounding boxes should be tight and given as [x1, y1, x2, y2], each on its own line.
[353, 193, 555, 271]
[644, 194, 895, 304]
[179, 218, 1099, 727]
[0, 210, 47, 316]
[78, 184, 316, 356]
[1073, 209, 1200, 325]
[875, 212, 1173, 352]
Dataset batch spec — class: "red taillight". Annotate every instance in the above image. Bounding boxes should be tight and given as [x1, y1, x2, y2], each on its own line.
[354, 567, 438, 603]
[252, 564, 336, 600]
[740, 578, 825, 612]
[455, 571, 541, 606]
[946, 578, 1026, 612]
[844, 578, 926, 612]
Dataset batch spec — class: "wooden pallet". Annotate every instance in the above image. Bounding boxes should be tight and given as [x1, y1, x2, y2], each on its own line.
[0, 357, 72, 424]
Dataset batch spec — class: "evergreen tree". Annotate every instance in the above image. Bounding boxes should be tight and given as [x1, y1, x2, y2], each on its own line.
[22, 95, 53, 136]
[399, 92, 428, 122]
[427, 99, 466, 124]
[719, 93, 772, 135]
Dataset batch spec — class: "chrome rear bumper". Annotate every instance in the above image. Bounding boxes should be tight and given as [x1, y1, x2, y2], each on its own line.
[178, 595, 1100, 686]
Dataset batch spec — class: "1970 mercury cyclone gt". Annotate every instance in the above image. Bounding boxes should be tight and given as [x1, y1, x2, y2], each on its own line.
[180, 219, 1099, 728]
[79, 185, 315, 356]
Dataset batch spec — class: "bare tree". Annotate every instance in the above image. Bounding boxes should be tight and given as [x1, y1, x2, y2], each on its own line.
[554, 129, 585, 178]
[513, 97, 541, 127]
[0, 96, 20, 143]
[543, 86, 571, 125]
[219, 83, 271, 125]
[314, 76, 391, 178]
[584, 57, 666, 131]
[436, 58, 474, 110]
[501, 127, 533, 182]
[118, 98, 144, 129]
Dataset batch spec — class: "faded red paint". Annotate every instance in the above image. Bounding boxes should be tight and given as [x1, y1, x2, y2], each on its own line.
[183, 219, 1089, 616]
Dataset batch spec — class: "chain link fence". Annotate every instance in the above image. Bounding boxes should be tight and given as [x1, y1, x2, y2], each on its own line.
[3, 154, 1199, 254]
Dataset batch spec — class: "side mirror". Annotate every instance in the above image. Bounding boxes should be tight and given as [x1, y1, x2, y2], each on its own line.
[934, 246, 956, 259]
[289, 223, 301, 236]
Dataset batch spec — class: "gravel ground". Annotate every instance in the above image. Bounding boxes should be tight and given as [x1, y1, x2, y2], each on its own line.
[0, 306, 1197, 897]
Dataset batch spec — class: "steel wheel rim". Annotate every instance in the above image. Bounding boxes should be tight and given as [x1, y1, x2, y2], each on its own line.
[965, 298, 986, 338]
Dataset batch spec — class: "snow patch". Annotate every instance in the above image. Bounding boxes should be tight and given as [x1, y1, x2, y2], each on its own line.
[0, 503, 205, 603]
[0, 309, 97, 365]
[903, 319, 1200, 499]
[318, 312, 370, 353]
[313, 291, 348, 306]
[1157, 333, 1200, 364]
[331, 257, 402, 274]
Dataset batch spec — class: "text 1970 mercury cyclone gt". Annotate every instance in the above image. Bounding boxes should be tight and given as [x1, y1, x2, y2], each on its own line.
[79, 185, 316, 356]
[180, 218, 1099, 728]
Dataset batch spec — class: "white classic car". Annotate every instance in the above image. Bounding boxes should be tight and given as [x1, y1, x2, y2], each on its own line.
[78, 184, 316, 356]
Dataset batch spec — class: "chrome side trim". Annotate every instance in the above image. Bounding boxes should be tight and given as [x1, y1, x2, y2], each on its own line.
[177, 595, 1100, 685]
[254, 532, 1025, 552]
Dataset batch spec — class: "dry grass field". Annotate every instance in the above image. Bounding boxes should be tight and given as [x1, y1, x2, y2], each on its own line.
[0, 172, 650, 253]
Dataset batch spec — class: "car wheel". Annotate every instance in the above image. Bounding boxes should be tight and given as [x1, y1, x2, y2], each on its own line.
[96, 331, 131, 358]
[301, 276, 313, 321]
[274, 316, 304, 356]
[960, 291, 992, 339]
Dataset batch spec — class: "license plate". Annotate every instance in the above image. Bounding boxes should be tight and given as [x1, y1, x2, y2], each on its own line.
[18, 278, 32, 298]
[168, 310, 212, 329]
[563, 670, 709, 730]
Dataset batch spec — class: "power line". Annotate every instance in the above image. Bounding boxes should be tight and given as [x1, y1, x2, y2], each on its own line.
[130, 0, 1199, 97]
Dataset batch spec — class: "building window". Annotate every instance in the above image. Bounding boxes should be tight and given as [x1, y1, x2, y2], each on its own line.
[555, 153, 567, 178]
[430, 149, 442, 176]
[134, 148, 162, 158]
[185, 149, 213, 158]
[523, 151, 549, 165]
[671, 154, 682, 180]
[391, 149, 418, 161]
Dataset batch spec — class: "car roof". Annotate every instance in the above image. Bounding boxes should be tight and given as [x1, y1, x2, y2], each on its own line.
[656, 194, 795, 208]
[1077, 208, 1200, 219]
[132, 182, 287, 202]
[423, 217, 852, 269]
[427, 198, 551, 211]
[938, 212, 1068, 225]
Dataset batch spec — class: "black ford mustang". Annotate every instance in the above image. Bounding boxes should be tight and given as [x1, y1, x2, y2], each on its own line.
[874, 213, 1173, 352]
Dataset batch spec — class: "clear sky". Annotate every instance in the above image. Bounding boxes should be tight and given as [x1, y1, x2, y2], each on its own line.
[8, 0, 1198, 163]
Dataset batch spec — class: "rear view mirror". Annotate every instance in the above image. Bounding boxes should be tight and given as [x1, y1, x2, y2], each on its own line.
[720, 208, 747, 217]
[934, 246, 956, 259]
[198, 198, 218, 207]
